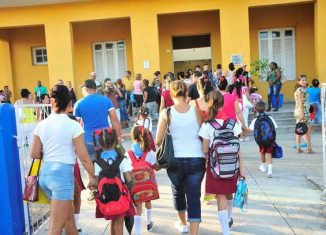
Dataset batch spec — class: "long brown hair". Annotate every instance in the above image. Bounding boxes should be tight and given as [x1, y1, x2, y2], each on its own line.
[131, 126, 151, 152]
[294, 74, 307, 91]
[207, 90, 224, 122]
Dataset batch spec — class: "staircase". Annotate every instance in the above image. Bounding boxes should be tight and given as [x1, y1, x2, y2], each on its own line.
[248, 102, 296, 134]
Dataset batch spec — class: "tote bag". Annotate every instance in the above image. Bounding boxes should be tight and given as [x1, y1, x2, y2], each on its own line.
[156, 108, 175, 169]
[23, 159, 49, 204]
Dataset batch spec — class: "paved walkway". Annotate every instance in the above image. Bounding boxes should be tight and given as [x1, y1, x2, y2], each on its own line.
[38, 131, 326, 235]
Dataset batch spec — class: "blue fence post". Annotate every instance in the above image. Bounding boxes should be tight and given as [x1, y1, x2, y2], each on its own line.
[0, 104, 25, 234]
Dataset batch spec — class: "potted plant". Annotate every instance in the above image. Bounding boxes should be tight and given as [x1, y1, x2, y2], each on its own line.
[250, 59, 270, 82]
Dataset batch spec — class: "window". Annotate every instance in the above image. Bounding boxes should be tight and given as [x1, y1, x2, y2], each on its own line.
[32, 47, 47, 65]
[92, 41, 126, 82]
[259, 28, 296, 80]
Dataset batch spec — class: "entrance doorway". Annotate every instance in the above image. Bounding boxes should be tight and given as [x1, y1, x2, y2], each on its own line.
[92, 40, 127, 82]
[172, 34, 211, 73]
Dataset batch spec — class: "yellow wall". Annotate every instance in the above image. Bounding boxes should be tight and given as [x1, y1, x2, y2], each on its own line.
[8, 26, 49, 100]
[0, 30, 14, 100]
[72, 18, 133, 98]
[0, 0, 319, 100]
[249, 3, 315, 101]
[158, 11, 221, 75]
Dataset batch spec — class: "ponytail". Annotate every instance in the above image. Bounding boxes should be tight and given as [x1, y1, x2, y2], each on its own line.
[131, 126, 151, 152]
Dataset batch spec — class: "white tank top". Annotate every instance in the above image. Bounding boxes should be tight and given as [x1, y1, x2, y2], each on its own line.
[169, 105, 205, 158]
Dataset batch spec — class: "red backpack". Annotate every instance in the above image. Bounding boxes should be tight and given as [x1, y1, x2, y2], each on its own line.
[128, 150, 159, 205]
[95, 155, 131, 217]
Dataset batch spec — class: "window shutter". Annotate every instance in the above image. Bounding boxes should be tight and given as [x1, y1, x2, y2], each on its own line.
[94, 44, 105, 82]
[106, 49, 115, 80]
[283, 36, 295, 80]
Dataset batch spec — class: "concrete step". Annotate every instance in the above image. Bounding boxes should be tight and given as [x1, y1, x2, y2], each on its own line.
[249, 110, 295, 120]
[249, 117, 296, 126]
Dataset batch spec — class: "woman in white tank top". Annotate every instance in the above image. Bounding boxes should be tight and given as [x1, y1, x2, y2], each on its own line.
[156, 80, 205, 235]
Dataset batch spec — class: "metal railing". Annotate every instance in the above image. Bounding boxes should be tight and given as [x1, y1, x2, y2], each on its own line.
[14, 103, 52, 234]
[321, 84, 326, 192]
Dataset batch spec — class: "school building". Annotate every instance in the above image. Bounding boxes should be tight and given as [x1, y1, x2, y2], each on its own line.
[0, 0, 325, 101]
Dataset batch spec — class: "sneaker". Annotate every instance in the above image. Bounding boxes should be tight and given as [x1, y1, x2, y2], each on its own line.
[259, 164, 266, 173]
[147, 221, 154, 232]
[77, 229, 87, 235]
[229, 218, 233, 229]
[267, 172, 273, 178]
[174, 221, 189, 233]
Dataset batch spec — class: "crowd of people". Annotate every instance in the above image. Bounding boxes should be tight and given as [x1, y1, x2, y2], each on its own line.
[3, 61, 320, 235]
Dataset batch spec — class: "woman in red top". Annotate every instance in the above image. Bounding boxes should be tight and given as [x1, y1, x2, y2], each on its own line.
[159, 76, 174, 112]
[189, 75, 214, 121]
[216, 77, 250, 132]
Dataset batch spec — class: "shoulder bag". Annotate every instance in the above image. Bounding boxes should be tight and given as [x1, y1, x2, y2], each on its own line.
[156, 108, 175, 169]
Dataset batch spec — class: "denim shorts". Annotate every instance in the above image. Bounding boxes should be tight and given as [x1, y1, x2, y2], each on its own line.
[85, 141, 97, 161]
[39, 162, 74, 201]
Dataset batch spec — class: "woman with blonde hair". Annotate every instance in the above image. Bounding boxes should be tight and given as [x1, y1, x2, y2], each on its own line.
[294, 75, 314, 154]
[156, 80, 205, 235]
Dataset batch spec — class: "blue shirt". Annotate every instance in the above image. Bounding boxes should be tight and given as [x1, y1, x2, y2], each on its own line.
[100, 150, 118, 165]
[306, 87, 321, 104]
[74, 94, 114, 142]
[34, 86, 48, 97]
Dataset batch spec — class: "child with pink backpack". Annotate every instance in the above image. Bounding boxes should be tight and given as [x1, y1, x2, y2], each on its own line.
[126, 126, 160, 235]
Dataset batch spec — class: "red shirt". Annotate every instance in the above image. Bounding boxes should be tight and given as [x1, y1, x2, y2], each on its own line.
[161, 90, 174, 108]
[216, 93, 237, 120]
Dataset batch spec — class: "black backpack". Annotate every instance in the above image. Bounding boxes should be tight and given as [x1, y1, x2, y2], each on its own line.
[254, 113, 276, 146]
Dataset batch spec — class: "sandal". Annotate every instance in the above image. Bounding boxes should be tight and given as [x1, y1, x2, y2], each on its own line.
[306, 149, 315, 154]
[296, 149, 303, 153]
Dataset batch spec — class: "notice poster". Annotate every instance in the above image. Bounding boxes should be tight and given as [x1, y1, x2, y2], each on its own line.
[231, 54, 243, 65]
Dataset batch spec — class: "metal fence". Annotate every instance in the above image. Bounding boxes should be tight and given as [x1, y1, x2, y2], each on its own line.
[14, 103, 52, 234]
[321, 84, 326, 192]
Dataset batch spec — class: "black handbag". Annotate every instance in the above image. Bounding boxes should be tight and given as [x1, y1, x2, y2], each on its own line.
[295, 121, 308, 135]
[156, 108, 175, 169]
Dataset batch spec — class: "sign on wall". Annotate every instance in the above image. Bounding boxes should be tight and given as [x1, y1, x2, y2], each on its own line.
[231, 54, 243, 65]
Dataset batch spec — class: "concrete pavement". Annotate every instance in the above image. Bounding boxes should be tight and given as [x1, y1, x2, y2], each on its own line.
[38, 131, 326, 235]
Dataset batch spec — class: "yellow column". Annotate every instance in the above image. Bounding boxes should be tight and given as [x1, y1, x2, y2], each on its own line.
[315, 0, 326, 83]
[130, 13, 160, 80]
[44, 21, 76, 88]
[219, 3, 251, 70]
[0, 30, 15, 101]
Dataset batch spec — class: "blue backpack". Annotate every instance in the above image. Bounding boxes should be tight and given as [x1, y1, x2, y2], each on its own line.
[254, 113, 276, 146]
[272, 143, 283, 159]
[233, 179, 248, 211]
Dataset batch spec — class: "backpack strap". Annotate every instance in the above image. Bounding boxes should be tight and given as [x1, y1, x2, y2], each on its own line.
[96, 153, 125, 178]
[195, 99, 200, 109]
[128, 150, 148, 164]
[209, 119, 222, 130]
[95, 157, 108, 170]
[224, 118, 236, 129]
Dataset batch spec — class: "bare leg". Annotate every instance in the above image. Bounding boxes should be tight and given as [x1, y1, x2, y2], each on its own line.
[303, 124, 312, 151]
[178, 212, 187, 225]
[295, 134, 302, 153]
[189, 222, 199, 235]
[49, 200, 77, 235]
[111, 217, 124, 235]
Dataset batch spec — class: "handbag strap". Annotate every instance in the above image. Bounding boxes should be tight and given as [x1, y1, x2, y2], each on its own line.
[28, 159, 41, 177]
[166, 107, 171, 134]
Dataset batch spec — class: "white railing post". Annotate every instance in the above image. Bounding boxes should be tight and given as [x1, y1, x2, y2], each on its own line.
[321, 84, 326, 196]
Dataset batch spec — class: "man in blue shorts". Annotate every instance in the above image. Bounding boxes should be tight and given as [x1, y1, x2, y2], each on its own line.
[74, 79, 121, 162]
